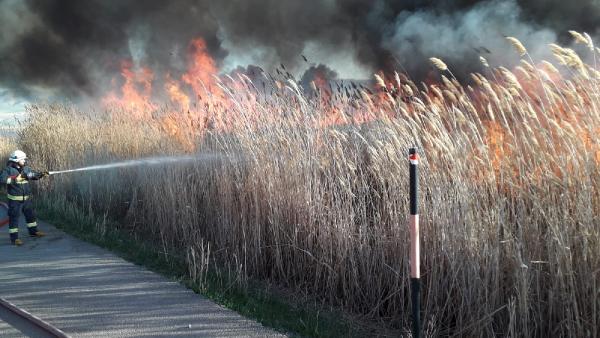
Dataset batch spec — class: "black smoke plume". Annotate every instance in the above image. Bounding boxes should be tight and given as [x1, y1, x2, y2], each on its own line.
[1, 0, 599, 100]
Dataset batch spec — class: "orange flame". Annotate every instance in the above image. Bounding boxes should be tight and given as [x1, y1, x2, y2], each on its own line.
[99, 36, 600, 176]
[165, 73, 190, 112]
[182, 38, 220, 99]
[103, 60, 156, 119]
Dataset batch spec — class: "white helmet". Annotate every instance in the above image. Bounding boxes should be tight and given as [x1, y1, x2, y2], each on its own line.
[9, 150, 27, 163]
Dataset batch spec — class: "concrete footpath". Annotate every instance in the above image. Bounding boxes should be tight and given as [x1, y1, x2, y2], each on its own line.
[0, 221, 285, 337]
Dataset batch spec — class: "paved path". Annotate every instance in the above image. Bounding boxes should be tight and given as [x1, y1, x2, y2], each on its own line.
[0, 221, 285, 337]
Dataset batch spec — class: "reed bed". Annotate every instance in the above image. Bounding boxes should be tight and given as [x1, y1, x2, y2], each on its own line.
[17, 36, 600, 336]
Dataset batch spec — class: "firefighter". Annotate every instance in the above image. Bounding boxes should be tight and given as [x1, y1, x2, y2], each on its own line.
[0, 150, 49, 246]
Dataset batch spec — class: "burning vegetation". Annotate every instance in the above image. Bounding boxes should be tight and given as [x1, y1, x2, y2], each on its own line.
[9, 32, 600, 336]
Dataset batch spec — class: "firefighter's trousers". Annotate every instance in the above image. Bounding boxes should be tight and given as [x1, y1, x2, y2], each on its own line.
[7, 198, 38, 243]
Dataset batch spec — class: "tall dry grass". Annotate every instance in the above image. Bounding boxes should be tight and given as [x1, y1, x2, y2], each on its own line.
[16, 37, 600, 336]
[0, 134, 17, 160]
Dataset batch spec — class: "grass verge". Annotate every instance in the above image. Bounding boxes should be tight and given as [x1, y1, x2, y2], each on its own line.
[34, 196, 365, 338]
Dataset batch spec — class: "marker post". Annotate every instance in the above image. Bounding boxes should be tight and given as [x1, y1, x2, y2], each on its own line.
[409, 148, 420, 338]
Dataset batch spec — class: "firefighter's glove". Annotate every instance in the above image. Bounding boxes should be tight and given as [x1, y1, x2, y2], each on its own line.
[40, 171, 49, 178]
[20, 172, 35, 181]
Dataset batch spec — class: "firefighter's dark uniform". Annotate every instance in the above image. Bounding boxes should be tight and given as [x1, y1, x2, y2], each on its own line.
[0, 162, 43, 243]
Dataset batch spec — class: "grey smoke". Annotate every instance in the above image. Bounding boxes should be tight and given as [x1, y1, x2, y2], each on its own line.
[385, 1, 557, 80]
[0, 0, 599, 101]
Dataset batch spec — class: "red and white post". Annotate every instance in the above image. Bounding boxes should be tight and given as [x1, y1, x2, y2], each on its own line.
[409, 147, 421, 338]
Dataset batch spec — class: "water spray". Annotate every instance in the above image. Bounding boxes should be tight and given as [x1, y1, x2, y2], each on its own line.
[47, 155, 217, 176]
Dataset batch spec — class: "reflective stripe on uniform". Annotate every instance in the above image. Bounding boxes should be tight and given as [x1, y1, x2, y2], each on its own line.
[27, 222, 37, 228]
[7, 194, 29, 201]
[7, 176, 28, 184]
[9, 228, 18, 234]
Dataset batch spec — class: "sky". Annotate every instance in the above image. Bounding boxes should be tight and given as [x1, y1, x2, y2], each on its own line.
[0, 88, 26, 125]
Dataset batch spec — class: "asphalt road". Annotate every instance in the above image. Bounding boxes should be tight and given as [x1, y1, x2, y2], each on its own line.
[0, 221, 285, 337]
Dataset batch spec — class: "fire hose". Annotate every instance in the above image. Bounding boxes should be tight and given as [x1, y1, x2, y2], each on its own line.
[0, 202, 8, 228]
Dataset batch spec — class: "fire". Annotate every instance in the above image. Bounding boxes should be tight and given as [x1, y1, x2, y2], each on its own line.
[484, 120, 513, 174]
[181, 38, 220, 99]
[165, 74, 190, 112]
[99, 36, 600, 178]
[103, 60, 156, 119]
[103, 38, 220, 118]
[102, 37, 227, 147]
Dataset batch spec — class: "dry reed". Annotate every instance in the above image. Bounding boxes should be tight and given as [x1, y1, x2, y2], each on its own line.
[16, 40, 600, 337]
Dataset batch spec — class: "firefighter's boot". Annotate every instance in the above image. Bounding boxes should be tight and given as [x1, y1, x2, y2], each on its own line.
[12, 239, 23, 246]
[30, 231, 45, 238]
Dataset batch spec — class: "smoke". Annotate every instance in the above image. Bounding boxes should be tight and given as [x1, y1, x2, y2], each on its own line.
[385, 1, 557, 80]
[1, 0, 600, 101]
[0, 0, 224, 99]
[300, 64, 339, 93]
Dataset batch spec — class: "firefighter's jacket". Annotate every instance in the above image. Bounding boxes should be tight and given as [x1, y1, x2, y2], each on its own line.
[0, 162, 42, 201]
